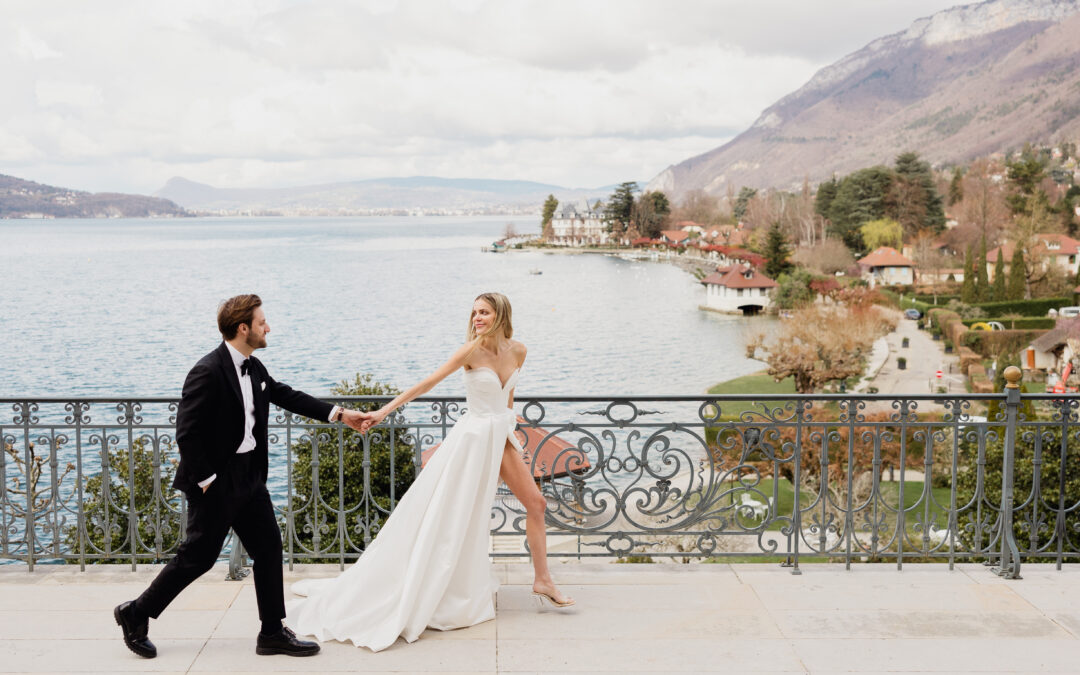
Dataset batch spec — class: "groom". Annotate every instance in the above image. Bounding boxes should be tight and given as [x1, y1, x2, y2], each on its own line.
[114, 294, 367, 658]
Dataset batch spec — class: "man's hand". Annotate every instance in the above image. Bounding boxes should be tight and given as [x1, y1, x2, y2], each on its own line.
[340, 409, 374, 432]
[202, 484, 210, 493]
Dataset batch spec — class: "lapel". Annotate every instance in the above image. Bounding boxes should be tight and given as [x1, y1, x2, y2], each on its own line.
[249, 357, 268, 416]
[215, 342, 243, 404]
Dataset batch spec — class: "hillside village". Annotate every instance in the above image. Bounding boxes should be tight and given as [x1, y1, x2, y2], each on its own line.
[534, 142, 1080, 395]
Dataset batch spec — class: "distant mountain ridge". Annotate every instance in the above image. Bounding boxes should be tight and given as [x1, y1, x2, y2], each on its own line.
[156, 176, 618, 215]
[0, 174, 187, 219]
[649, 0, 1080, 198]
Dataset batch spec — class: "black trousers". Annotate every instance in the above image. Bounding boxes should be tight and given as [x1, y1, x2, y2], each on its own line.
[136, 452, 285, 624]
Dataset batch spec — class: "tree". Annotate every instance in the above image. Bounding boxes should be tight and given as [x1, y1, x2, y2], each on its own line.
[791, 238, 855, 275]
[948, 169, 964, 206]
[976, 237, 990, 302]
[959, 159, 1010, 243]
[604, 182, 637, 235]
[1007, 246, 1026, 300]
[859, 218, 903, 250]
[673, 189, 727, 226]
[815, 177, 839, 221]
[632, 191, 671, 239]
[1005, 151, 1048, 216]
[772, 268, 815, 309]
[745, 296, 898, 394]
[992, 253, 1006, 302]
[763, 222, 793, 278]
[733, 186, 757, 222]
[890, 151, 945, 233]
[286, 374, 417, 561]
[541, 194, 558, 241]
[961, 245, 977, 303]
[828, 166, 894, 252]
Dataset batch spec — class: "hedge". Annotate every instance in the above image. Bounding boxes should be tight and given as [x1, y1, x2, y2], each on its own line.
[961, 329, 1049, 357]
[970, 297, 1072, 317]
[914, 294, 961, 306]
[961, 317, 1056, 329]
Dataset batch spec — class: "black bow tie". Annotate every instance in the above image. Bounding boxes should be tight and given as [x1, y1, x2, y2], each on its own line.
[240, 359, 251, 376]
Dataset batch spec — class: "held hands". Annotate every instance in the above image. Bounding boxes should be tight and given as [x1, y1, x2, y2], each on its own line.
[338, 408, 388, 433]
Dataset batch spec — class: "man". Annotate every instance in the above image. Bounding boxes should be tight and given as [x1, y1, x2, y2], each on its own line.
[114, 294, 367, 658]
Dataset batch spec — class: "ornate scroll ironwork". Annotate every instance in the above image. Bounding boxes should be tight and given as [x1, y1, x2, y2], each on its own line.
[1, 381, 1076, 575]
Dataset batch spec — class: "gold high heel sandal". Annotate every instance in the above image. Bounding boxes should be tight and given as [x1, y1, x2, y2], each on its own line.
[532, 591, 576, 609]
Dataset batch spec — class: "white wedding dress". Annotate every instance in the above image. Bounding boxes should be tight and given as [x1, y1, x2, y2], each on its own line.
[285, 367, 522, 652]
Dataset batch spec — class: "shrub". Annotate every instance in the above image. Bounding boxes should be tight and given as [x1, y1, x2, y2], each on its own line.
[63, 438, 182, 564]
[285, 373, 417, 562]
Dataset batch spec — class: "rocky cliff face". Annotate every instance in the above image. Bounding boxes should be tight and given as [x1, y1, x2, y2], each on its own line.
[649, 0, 1080, 198]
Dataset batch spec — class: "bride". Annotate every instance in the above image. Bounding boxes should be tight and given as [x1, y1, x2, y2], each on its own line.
[286, 292, 574, 652]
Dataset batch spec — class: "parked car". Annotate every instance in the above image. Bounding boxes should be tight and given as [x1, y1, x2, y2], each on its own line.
[904, 308, 922, 320]
[1059, 306, 1080, 318]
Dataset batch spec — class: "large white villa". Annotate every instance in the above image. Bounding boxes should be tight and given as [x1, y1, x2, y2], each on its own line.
[700, 264, 778, 315]
[549, 201, 608, 246]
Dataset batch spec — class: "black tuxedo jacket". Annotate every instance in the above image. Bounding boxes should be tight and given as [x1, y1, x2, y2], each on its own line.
[172, 342, 333, 494]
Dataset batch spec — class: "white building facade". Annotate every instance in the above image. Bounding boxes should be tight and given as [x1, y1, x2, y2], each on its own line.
[549, 201, 609, 246]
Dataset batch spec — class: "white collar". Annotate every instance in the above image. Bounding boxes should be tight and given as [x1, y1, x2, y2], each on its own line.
[224, 341, 249, 369]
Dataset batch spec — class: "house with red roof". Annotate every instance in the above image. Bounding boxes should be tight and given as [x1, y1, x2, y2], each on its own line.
[700, 264, 778, 315]
[857, 247, 915, 287]
[986, 234, 1080, 280]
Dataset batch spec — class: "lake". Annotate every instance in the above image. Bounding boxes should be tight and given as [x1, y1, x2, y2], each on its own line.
[0, 216, 772, 397]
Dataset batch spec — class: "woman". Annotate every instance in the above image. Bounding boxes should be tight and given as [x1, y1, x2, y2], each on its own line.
[286, 292, 573, 652]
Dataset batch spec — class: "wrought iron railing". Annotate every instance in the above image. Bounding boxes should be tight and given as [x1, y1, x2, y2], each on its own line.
[2, 368, 1077, 578]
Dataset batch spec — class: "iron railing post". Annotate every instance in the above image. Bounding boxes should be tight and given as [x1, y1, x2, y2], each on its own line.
[993, 366, 1022, 579]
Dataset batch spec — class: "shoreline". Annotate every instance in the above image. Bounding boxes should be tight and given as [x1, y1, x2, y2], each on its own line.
[520, 244, 715, 279]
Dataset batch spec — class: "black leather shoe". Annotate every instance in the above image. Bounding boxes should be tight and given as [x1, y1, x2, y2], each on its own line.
[114, 601, 157, 658]
[256, 626, 320, 657]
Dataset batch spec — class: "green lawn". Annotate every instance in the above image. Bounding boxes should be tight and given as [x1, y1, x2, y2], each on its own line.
[716, 477, 953, 534]
[708, 370, 796, 396]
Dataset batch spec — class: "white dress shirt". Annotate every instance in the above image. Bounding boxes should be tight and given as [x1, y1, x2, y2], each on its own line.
[198, 343, 341, 489]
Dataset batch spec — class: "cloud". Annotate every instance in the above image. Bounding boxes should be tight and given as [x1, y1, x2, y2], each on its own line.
[0, 0, 961, 193]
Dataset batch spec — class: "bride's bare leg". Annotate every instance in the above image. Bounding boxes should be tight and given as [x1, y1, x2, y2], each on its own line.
[499, 442, 573, 604]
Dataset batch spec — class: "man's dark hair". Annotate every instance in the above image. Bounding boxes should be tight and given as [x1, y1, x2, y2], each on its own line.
[217, 294, 262, 340]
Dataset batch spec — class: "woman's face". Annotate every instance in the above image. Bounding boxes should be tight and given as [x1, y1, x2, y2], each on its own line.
[472, 298, 496, 336]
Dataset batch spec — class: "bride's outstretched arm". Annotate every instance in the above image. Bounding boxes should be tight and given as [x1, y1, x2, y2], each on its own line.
[360, 339, 483, 430]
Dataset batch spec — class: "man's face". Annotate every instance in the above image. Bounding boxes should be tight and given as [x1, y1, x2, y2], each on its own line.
[243, 307, 270, 349]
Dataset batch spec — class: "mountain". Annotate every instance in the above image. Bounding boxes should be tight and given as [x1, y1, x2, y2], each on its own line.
[648, 0, 1080, 199]
[0, 174, 188, 219]
[156, 176, 616, 215]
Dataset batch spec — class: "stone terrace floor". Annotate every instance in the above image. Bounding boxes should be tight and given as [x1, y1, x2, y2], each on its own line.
[2, 561, 1080, 674]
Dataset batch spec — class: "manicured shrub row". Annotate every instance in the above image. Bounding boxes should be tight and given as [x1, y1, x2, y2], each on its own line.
[914, 294, 961, 305]
[971, 297, 1072, 317]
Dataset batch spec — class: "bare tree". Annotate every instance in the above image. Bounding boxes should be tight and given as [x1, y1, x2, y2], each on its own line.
[958, 159, 1010, 243]
[792, 238, 855, 275]
[746, 292, 899, 394]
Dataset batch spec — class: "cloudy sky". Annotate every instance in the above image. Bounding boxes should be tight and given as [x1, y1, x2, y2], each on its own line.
[2, 0, 963, 194]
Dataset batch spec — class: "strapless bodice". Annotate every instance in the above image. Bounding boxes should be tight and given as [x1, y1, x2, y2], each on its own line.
[463, 367, 519, 417]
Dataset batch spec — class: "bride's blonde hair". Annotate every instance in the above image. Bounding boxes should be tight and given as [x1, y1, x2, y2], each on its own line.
[467, 292, 513, 341]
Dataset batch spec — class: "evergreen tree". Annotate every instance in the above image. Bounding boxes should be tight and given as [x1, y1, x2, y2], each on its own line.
[815, 177, 839, 221]
[948, 169, 964, 206]
[976, 237, 990, 302]
[828, 166, 893, 252]
[541, 194, 558, 241]
[764, 222, 793, 278]
[1007, 246, 1027, 300]
[892, 151, 946, 233]
[961, 245, 976, 303]
[992, 252, 1006, 302]
[604, 182, 637, 234]
[733, 186, 757, 222]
